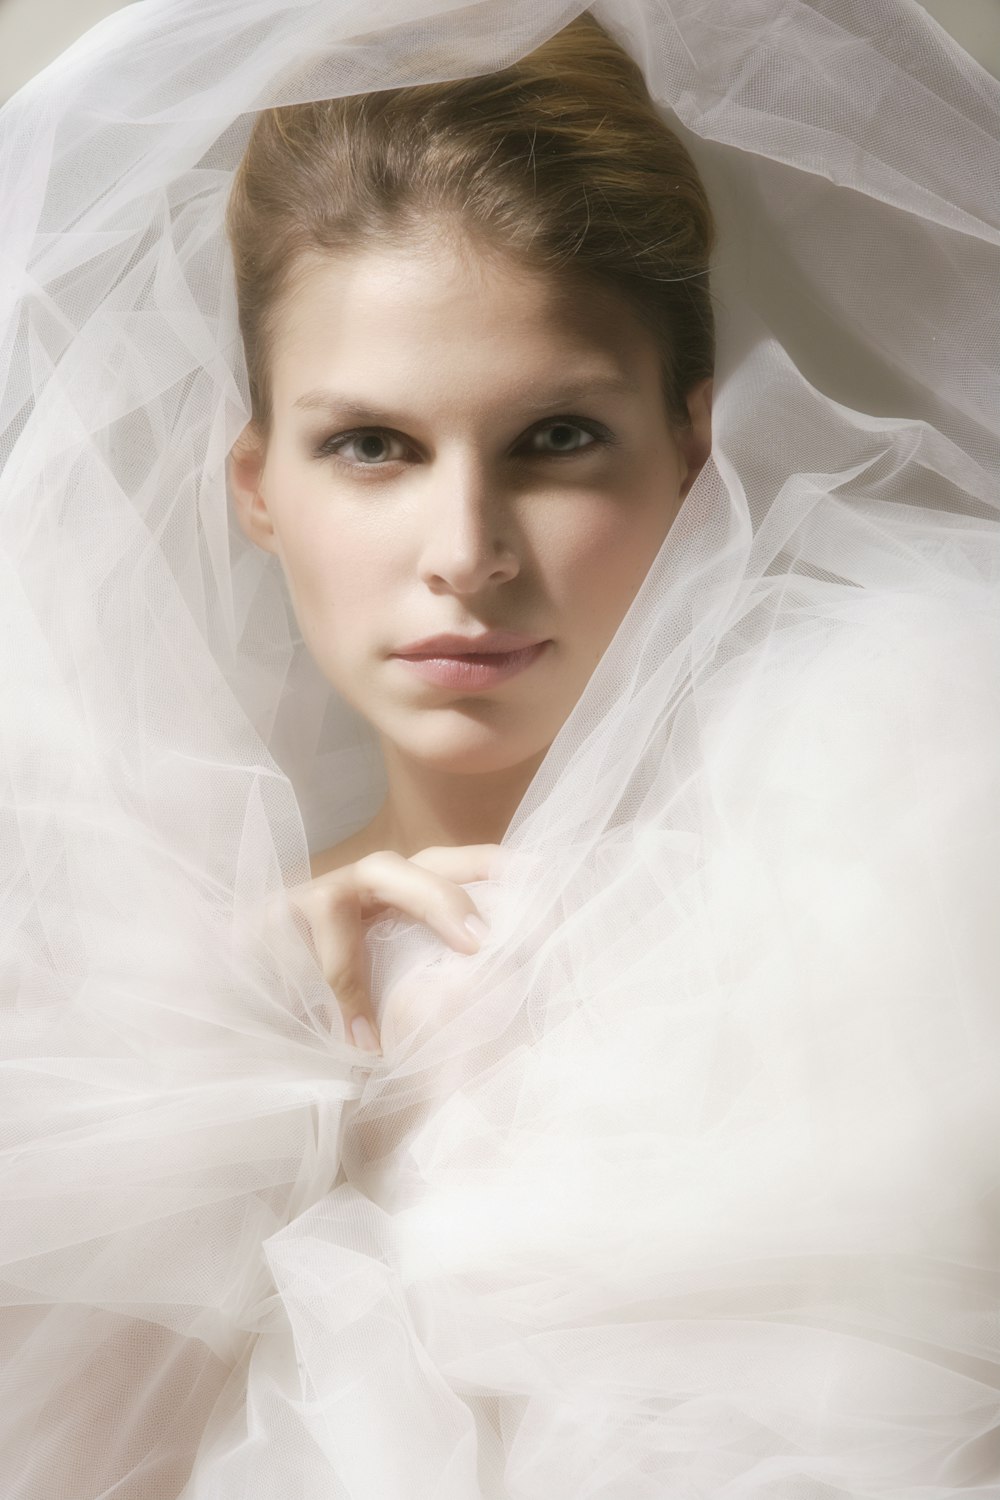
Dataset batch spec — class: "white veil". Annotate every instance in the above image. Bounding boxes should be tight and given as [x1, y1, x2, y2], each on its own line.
[2, 1, 999, 1495]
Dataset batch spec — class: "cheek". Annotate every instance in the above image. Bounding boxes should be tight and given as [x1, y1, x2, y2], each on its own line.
[542, 481, 676, 621]
[266, 469, 389, 651]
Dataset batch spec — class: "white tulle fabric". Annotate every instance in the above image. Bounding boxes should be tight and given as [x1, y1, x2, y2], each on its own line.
[2, 1, 999, 1495]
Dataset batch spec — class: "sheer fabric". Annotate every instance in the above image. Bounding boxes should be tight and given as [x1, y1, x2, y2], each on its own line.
[1, 1, 999, 1495]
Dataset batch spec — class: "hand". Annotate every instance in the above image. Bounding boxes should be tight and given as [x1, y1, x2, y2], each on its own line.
[281, 845, 503, 1055]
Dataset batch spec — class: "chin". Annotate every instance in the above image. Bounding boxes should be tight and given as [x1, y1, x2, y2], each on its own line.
[387, 710, 551, 776]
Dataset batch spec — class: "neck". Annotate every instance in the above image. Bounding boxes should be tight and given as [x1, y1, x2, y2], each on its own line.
[367, 738, 548, 857]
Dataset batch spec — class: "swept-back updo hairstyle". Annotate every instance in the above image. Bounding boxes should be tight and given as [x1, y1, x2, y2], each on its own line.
[225, 10, 716, 440]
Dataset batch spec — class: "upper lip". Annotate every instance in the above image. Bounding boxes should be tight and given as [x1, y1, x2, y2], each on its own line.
[392, 630, 548, 657]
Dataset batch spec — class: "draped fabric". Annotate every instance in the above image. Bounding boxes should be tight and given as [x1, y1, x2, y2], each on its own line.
[1, 1, 999, 1494]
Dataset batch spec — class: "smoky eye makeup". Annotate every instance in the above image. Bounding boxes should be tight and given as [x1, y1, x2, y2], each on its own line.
[307, 415, 619, 468]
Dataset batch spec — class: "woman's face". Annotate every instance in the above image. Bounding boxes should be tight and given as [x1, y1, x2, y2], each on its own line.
[230, 227, 711, 776]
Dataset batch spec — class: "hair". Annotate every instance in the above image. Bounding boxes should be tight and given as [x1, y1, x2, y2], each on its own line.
[225, 10, 716, 441]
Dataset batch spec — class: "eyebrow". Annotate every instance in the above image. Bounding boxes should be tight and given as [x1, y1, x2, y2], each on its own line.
[292, 373, 639, 421]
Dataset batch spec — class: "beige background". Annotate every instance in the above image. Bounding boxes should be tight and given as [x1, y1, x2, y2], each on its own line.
[1, 0, 999, 101]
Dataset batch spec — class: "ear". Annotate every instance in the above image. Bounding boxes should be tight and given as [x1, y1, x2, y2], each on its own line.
[228, 423, 278, 555]
[676, 377, 713, 501]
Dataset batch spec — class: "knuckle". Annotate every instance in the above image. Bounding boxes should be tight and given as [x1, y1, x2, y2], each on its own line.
[329, 968, 370, 1011]
[323, 882, 355, 913]
[354, 849, 402, 875]
[438, 889, 473, 928]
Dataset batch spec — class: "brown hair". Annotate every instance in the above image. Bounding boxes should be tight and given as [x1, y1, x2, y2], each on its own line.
[225, 10, 716, 439]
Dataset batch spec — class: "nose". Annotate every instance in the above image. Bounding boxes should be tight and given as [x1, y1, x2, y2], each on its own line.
[416, 452, 520, 595]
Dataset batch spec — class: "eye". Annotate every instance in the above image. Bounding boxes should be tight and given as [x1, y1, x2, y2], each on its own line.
[522, 420, 605, 456]
[315, 428, 409, 466]
[313, 416, 614, 470]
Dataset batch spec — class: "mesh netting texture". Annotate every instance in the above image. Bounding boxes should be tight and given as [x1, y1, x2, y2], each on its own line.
[1, 1, 999, 1495]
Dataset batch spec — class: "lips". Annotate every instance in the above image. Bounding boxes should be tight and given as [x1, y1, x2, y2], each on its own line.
[392, 629, 547, 657]
[390, 639, 550, 691]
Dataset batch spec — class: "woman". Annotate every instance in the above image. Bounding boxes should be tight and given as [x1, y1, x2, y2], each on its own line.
[224, 14, 713, 1052]
[1, 1, 998, 1496]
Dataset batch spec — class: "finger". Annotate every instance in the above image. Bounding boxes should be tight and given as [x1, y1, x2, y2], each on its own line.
[347, 850, 491, 953]
[306, 883, 382, 1053]
[407, 842, 508, 883]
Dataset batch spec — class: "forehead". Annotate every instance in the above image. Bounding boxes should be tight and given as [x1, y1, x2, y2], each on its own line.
[268, 231, 659, 410]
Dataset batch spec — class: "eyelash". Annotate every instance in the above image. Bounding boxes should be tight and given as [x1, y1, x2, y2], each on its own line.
[313, 417, 616, 471]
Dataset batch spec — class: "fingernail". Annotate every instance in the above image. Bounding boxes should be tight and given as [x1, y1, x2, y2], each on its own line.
[351, 1015, 382, 1053]
[463, 913, 490, 945]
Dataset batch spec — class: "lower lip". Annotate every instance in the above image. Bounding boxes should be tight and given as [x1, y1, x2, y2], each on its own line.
[391, 642, 549, 690]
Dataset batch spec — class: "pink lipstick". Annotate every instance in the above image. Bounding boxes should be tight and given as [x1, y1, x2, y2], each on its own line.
[391, 637, 550, 691]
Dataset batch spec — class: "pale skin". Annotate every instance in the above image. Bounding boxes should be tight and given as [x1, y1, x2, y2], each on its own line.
[229, 221, 712, 1053]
